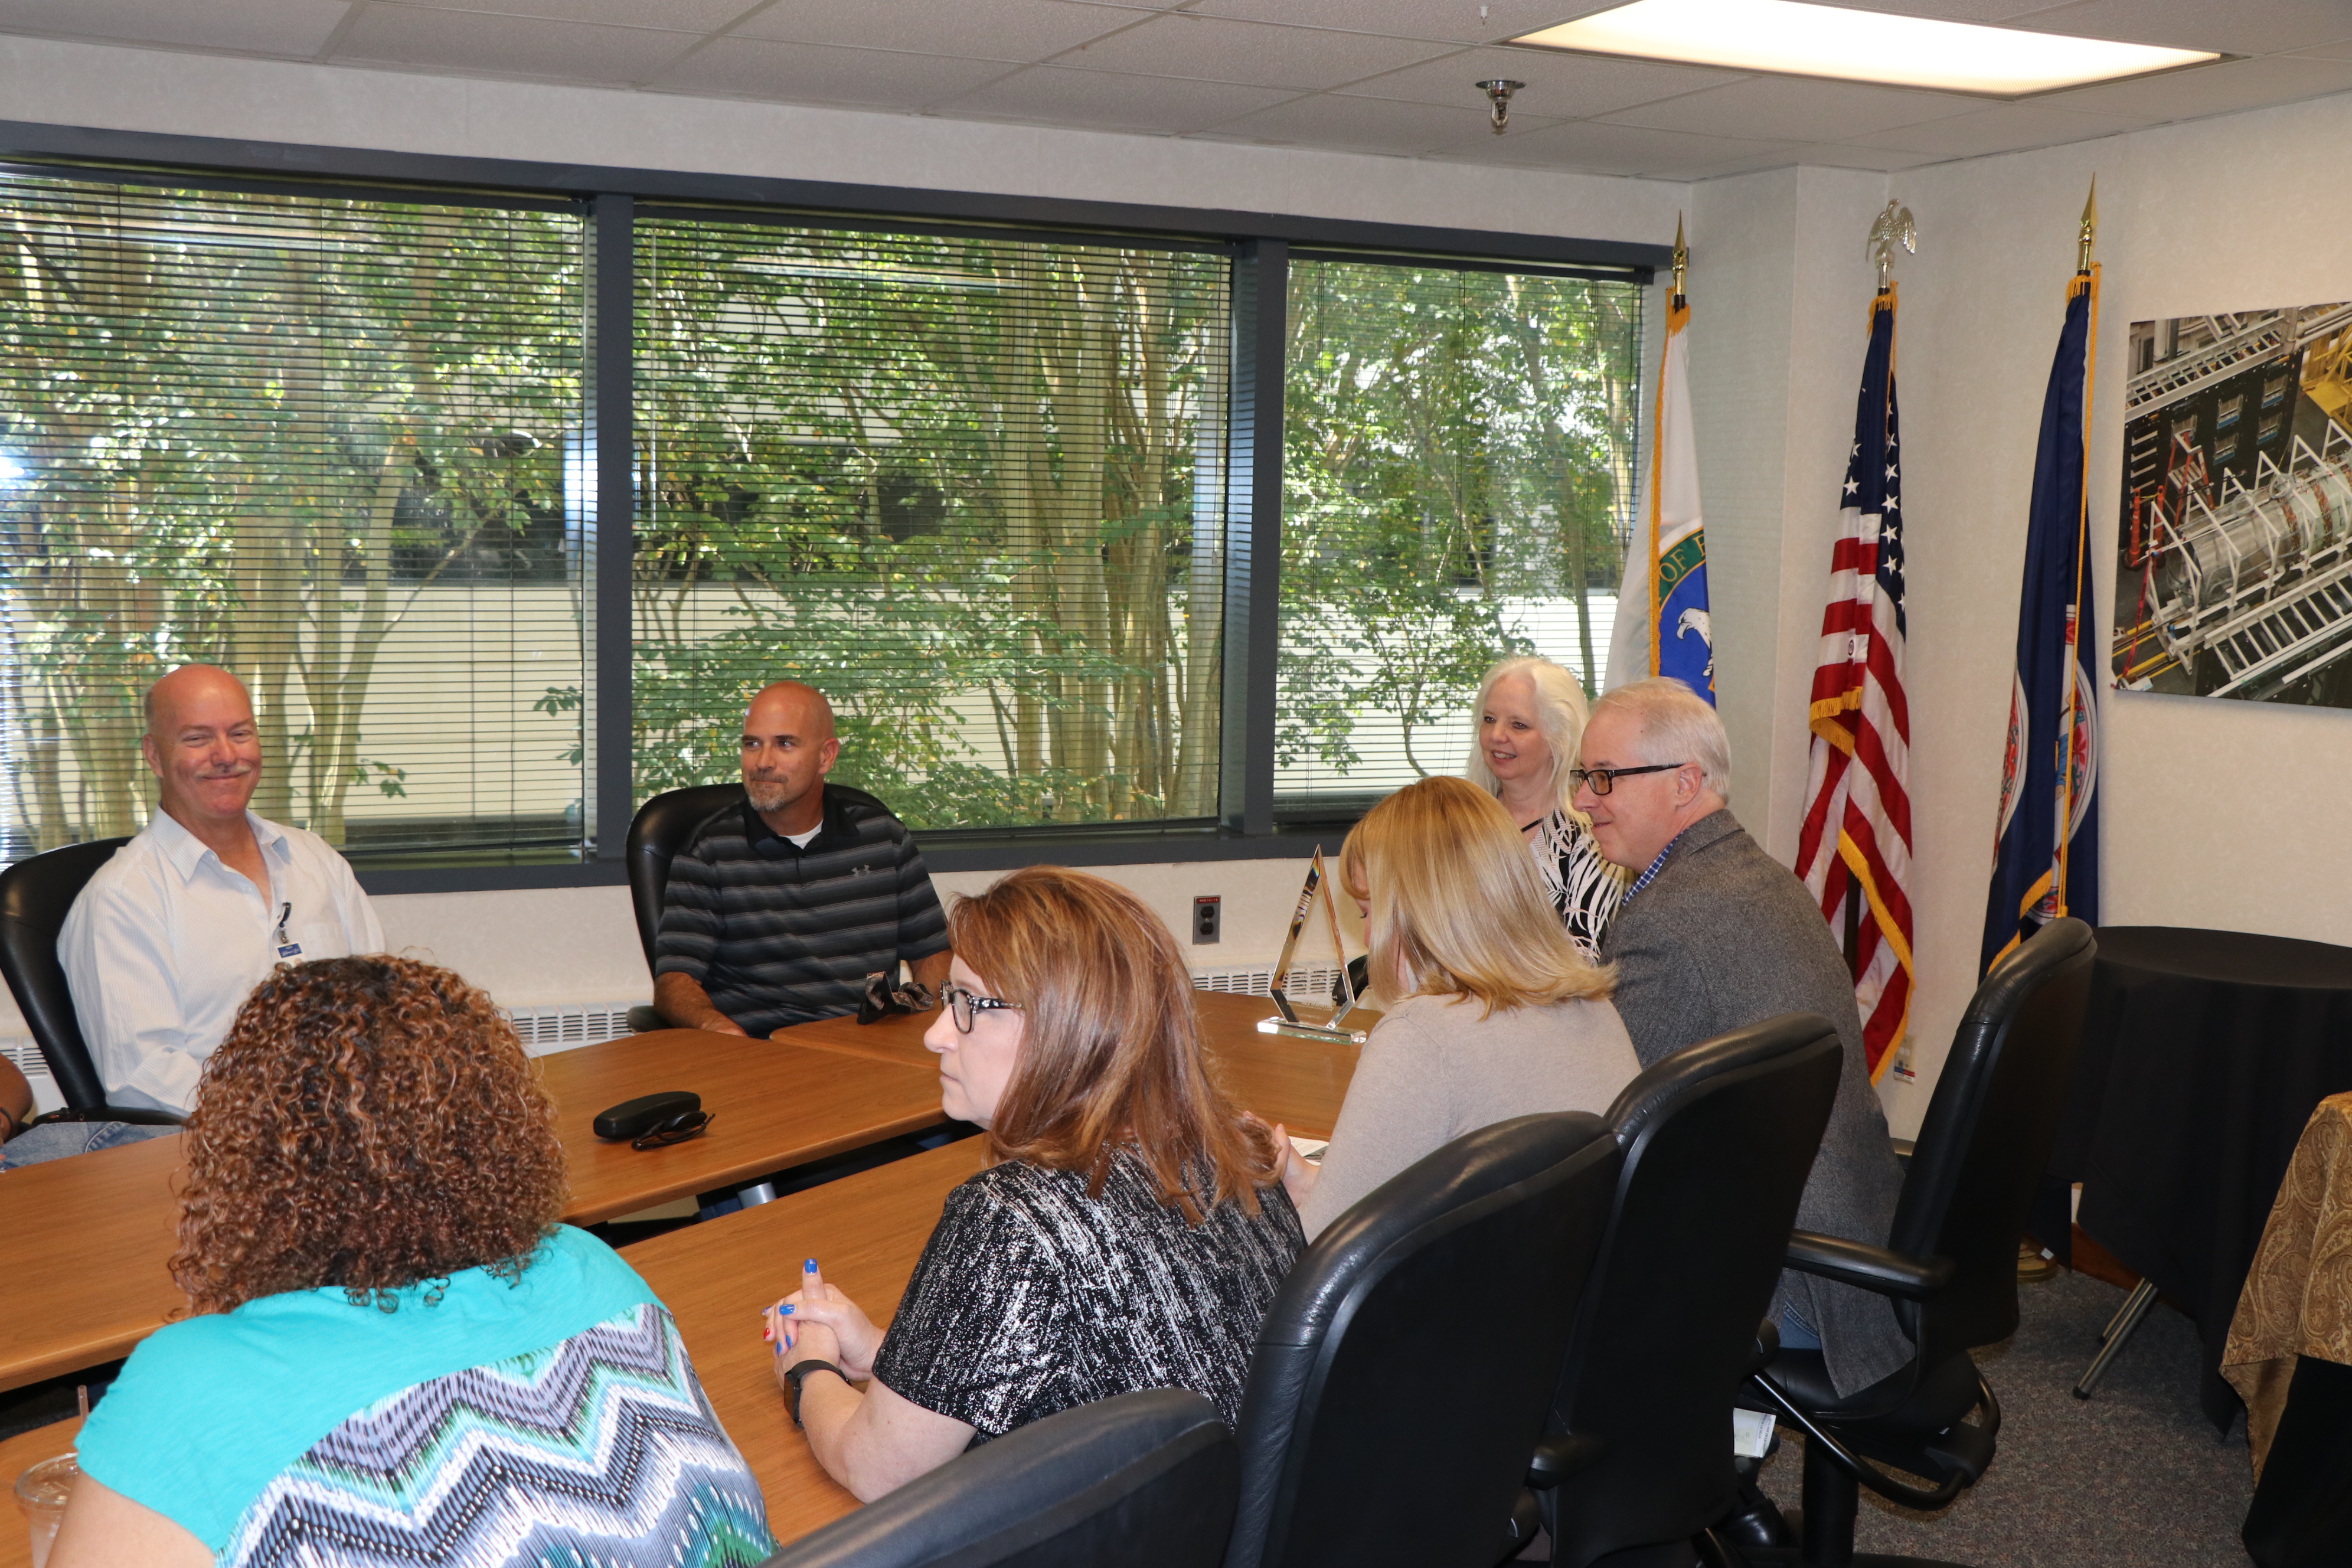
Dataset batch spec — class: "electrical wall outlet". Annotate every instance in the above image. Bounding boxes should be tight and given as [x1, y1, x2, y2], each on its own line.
[1193, 896, 1221, 944]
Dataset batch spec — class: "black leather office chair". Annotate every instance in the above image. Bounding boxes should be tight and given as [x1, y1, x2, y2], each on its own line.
[1225, 1111, 1622, 1568]
[623, 781, 891, 1031]
[759, 1388, 1236, 1568]
[1746, 916, 2096, 1568]
[0, 837, 182, 1125]
[1529, 1012, 1844, 1568]
[625, 783, 750, 975]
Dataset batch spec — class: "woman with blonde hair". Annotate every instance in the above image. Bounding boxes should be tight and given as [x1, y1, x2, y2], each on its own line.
[1466, 655, 1625, 959]
[52, 956, 774, 1568]
[765, 865, 1302, 1501]
[1276, 775, 1641, 1238]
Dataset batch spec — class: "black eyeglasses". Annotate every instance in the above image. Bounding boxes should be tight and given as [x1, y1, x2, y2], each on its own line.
[1569, 762, 1689, 796]
[632, 1109, 714, 1150]
[939, 983, 1021, 1034]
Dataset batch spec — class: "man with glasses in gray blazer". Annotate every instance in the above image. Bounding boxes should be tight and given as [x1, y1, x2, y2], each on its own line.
[1573, 677, 1909, 1404]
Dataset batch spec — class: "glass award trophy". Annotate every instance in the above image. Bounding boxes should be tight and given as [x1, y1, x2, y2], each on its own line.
[1258, 847, 1370, 1046]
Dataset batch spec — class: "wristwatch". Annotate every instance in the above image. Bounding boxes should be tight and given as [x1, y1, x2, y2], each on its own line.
[784, 1358, 844, 1428]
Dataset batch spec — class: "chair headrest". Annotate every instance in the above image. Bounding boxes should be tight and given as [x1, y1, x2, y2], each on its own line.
[1256, 1112, 1611, 1350]
[1968, 916, 2094, 1024]
[1605, 1011, 1843, 1149]
[764, 1388, 1232, 1568]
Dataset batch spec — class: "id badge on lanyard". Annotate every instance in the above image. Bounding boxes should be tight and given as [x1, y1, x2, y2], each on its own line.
[275, 900, 303, 960]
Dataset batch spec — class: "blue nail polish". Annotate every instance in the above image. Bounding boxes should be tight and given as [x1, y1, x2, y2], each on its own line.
[780, 1304, 795, 1315]
[804, 1258, 818, 1272]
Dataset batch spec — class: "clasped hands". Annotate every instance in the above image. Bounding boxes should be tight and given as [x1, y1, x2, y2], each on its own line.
[763, 1258, 883, 1388]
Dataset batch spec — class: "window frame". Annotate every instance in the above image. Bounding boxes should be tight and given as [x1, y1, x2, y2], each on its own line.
[0, 118, 1666, 893]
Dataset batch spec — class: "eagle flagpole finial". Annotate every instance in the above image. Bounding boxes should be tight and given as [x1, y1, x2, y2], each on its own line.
[1866, 200, 1916, 295]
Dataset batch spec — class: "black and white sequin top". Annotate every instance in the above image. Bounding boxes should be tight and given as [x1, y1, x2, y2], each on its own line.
[870, 1146, 1304, 1439]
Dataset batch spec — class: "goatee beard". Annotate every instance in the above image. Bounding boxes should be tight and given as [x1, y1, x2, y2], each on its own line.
[745, 779, 790, 813]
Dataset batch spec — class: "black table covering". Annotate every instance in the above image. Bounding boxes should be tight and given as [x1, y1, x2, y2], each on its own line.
[2043, 926, 2352, 1430]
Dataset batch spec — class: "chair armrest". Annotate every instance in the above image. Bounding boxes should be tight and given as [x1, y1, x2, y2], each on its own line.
[1784, 1231, 1955, 1301]
[1525, 1432, 1603, 1490]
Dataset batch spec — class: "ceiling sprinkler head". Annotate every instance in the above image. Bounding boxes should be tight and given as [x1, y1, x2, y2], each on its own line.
[1475, 79, 1525, 135]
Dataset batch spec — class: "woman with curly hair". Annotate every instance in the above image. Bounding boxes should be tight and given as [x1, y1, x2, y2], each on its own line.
[765, 866, 1304, 1501]
[50, 955, 775, 1568]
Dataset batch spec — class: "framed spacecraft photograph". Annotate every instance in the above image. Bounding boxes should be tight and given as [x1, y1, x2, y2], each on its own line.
[2113, 303, 2352, 707]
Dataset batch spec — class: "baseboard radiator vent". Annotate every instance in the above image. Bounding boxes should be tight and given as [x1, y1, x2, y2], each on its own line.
[503, 1003, 644, 1056]
[0, 1037, 55, 1112]
[1190, 962, 1348, 999]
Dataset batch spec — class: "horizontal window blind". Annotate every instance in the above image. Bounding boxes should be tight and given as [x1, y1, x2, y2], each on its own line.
[0, 175, 587, 866]
[635, 218, 1228, 831]
[1278, 257, 1644, 815]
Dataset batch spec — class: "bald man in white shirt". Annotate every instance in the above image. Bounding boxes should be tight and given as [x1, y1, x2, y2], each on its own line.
[57, 665, 383, 1117]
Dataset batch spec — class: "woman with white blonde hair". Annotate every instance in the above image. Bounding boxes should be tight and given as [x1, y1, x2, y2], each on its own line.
[1272, 776, 1641, 1238]
[1465, 655, 1626, 959]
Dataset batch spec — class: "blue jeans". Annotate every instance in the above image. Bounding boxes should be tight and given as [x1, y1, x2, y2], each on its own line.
[1779, 1302, 1823, 1350]
[0, 1119, 177, 1170]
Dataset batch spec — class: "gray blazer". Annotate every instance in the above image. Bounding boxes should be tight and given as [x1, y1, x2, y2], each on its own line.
[1600, 808, 1911, 1397]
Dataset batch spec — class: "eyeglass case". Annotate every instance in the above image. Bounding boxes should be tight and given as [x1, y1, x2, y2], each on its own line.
[593, 1090, 703, 1142]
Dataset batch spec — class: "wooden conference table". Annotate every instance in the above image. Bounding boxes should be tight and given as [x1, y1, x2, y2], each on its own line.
[0, 988, 1363, 1564]
[0, 1028, 947, 1395]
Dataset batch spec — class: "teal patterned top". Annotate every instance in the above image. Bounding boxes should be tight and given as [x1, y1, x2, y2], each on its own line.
[80, 1226, 774, 1566]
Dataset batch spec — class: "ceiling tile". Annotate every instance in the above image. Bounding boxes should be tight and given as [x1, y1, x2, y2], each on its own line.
[2293, 40, 2352, 60]
[731, 0, 1142, 58]
[1434, 118, 1795, 177]
[1206, 91, 1548, 153]
[1338, 44, 1743, 118]
[1853, 99, 2147, 155]
[1046, 13, 1456, 90]
[649, 36, 1017, 106]
[0, 0, 351, 56]
[2034, 51, 2352, 119]
[1181, 0, 1615, 47]
[411, 0, 756, 29]
[1821, 0, 2066, 18]
[2007, 0, 2352, 55]
[1598, 75, 1985, 141]
[334, 4, 698, 81]
[932, 63, 1297, 133]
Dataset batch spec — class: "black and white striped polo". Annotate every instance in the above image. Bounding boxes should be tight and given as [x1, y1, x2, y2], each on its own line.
[652, 784, 951, 1035]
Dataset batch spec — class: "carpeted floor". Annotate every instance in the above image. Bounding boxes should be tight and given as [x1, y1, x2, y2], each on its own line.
[1755, 1268, 2253, 1567]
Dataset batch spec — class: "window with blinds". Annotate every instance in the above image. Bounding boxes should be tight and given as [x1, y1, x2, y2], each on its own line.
[634, 217, 1229, 831]
[1278, 257, 1644, 816]
[0, 174, 587, 866]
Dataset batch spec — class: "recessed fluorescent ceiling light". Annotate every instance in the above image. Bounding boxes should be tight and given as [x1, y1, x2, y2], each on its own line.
[1513, 0, 2219, 96]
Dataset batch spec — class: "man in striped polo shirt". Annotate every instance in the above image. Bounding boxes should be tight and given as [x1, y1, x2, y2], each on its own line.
[651, 682, 952, 1036]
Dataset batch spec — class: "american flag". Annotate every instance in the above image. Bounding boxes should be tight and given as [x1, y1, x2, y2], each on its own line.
[1795, 290, 1915, 1082]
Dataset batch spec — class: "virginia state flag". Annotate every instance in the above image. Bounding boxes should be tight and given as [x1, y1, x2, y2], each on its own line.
[1981, 266, 2102, 975]
[1606, 293, 1714, 700]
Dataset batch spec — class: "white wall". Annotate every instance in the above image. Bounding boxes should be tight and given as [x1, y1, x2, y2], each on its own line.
[0, 34, 1683, 246]
[1685, 89, 2352, 1136]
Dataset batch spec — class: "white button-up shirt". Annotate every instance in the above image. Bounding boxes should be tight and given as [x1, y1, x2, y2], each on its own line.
[59, 809, 384, 1115]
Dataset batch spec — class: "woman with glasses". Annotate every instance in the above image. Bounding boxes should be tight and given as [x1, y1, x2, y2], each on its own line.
[1274, 776, 1642, 1239]
[764, 866, 1303, 1501]
[50, 956, 775, 1568]
[1465, 655, 1626, 961]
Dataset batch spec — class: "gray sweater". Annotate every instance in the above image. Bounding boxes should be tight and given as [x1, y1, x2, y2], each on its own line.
[1299, 990, 1642, 1237]
[1602, 808, 1911, 1397]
